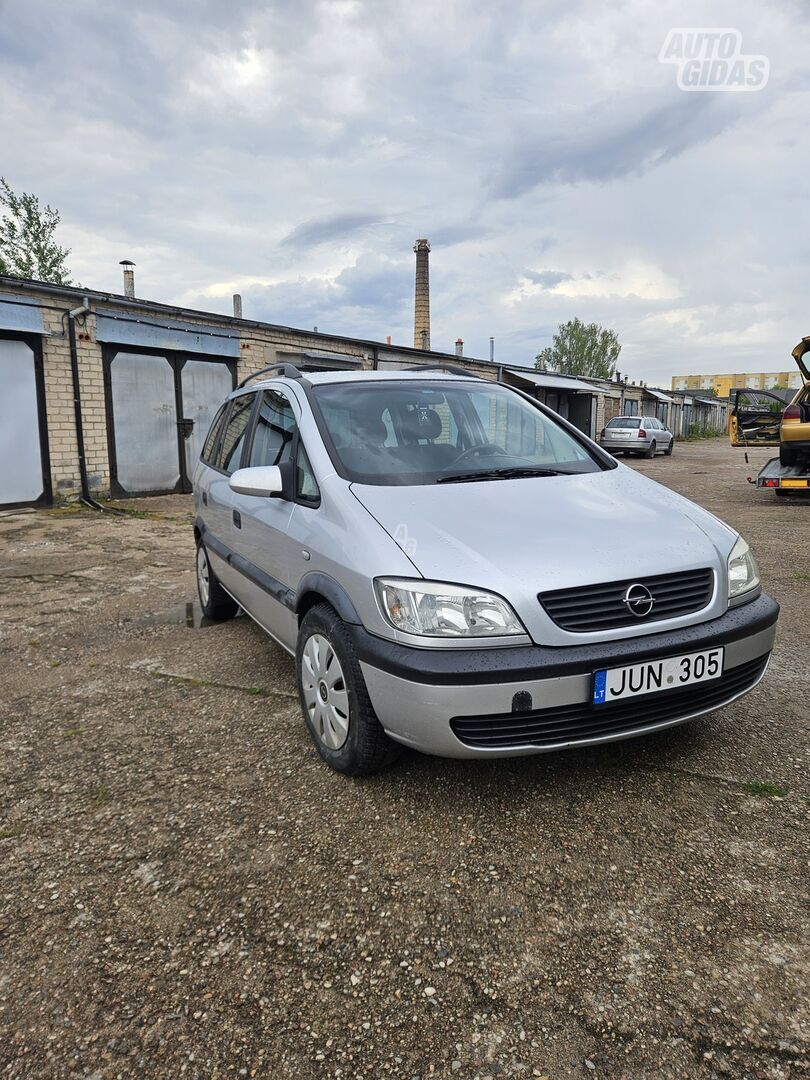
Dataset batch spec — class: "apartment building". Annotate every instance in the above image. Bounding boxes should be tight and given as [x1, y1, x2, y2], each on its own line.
[672, 371, 803, 396]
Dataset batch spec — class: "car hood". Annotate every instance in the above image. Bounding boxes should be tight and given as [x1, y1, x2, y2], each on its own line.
[351, 465, 736, 599]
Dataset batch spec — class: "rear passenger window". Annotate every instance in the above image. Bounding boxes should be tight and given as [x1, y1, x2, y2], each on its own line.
[215, 393, 255, 473]
[201, 403, 228, 463]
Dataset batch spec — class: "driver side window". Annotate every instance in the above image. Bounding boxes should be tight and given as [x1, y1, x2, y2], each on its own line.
[249, 390, 297, 468]
[249, 388, 320, 505]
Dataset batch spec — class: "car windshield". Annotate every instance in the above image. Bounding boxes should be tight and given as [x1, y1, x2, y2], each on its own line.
[607, 417, 641, 429]
[311, 379, 604, 486]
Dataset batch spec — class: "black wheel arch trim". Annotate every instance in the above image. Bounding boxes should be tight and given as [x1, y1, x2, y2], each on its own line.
[295, 572, 363, 624]
[349, 593, 779, 686]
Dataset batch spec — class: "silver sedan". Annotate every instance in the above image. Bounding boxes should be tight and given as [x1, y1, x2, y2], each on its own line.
[599, 416, 674, 457]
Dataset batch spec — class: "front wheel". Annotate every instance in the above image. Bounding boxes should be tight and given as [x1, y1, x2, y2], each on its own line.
[296, 604, 401, 775]
[645, 440, 657, 459]
[664, 439, 674, 456]
[196, 540, 238, 621]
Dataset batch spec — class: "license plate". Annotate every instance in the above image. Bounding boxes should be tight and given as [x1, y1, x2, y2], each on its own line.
[592, 647, 724, 705]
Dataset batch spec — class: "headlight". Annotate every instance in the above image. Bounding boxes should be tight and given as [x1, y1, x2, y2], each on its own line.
[375, 578, 526, 638]
[727, 536, 760, 600]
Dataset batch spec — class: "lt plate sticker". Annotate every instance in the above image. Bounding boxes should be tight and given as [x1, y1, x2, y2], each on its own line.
[593, 647, 724, 705]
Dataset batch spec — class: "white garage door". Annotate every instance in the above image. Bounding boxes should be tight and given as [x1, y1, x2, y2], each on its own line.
[0, 338, 48, 507]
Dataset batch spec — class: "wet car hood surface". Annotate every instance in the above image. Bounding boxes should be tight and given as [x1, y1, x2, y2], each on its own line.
[350, 464, 737, 597]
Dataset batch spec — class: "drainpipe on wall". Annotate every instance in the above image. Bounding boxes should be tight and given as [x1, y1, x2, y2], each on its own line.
[65, 298, 108, 512]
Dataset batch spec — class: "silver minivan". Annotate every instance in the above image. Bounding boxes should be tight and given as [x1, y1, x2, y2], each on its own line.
[193, 366, 777, 774]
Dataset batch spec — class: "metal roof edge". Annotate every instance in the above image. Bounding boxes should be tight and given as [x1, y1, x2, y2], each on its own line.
[0, 274, 490, 365]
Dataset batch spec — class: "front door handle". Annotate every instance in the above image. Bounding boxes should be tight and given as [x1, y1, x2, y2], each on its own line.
[233, 509, 241, 529]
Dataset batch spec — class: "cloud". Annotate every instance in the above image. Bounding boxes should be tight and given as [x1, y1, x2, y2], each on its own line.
[0, 0, 808, 381]
[488, 95, 738, 198]
[227, 254, 413, 341]
[523, 270, 573, 289]
[280, 213, 391, 248]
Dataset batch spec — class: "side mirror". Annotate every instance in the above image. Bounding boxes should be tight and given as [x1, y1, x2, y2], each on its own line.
[229, 465, 284, 498]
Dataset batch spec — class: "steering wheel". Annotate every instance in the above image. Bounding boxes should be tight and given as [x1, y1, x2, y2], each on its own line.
[452, 443, 510, 465]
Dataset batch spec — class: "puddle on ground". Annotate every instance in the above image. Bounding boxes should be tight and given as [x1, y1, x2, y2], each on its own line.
[133, 602, 245, 629]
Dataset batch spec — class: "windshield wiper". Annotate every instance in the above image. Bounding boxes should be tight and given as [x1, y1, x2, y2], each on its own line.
[437, 466, 570, 484]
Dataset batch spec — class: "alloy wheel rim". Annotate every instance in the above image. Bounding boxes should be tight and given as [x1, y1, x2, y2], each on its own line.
[197, 546, 210, 607]
[301, 633, 349, 750]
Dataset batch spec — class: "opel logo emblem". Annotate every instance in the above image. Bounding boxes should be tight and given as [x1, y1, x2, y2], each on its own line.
[624, 583, 654, 617]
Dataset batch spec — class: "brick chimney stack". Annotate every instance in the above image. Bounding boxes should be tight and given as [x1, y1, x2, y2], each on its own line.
[119, 260, 135, 298]
[413, 238, 431, 350]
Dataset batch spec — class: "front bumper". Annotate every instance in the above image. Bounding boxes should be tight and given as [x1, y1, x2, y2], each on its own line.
[354, 594, 779, 758]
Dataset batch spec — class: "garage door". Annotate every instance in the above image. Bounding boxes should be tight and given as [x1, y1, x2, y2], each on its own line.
[180, 359, 235, 474]
[0, 335, 51, 509]
[105, 348, 235, 497]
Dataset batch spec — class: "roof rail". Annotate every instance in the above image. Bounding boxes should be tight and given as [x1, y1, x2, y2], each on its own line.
[406, 363, 481, 378]
[237, 363, 304, 389]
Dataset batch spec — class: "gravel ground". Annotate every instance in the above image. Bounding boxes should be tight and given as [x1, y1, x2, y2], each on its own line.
[0, 439, 807, 1080]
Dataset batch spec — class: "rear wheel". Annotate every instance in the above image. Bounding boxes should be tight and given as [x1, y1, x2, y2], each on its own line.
[645, 440, 657, 459]
[296, 604, 401, 775]
[196, 540, 238, 621]
[664, 439, 674, 456]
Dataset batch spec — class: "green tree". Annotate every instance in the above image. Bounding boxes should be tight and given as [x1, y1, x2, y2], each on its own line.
[699, 386, 718, 398]
[536, 317, 621, 379]
[0, 178, 72, 284]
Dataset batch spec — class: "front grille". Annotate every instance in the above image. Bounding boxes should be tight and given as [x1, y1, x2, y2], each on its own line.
[540, 568, 714, 632]
[450, 654, 768, 750]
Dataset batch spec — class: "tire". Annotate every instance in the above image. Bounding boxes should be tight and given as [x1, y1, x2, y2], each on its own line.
[296, 604, 401, 775]
[645, 440, 657, 459]
[664, 439, 674, 456]
[775, 489, 791, 498]
[196, 540, 238, 621]
[779, 443, 798, 468]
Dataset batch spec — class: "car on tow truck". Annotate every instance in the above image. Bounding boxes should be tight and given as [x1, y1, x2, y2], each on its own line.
[728, 336, 810, 468]
[192, 364, 778, 775]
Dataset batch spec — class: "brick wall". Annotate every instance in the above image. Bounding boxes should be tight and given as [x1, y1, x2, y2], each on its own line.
[40, 306, 110, 495]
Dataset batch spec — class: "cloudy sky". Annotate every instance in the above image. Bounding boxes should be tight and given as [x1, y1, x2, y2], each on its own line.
[2, 0, 808, 380]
